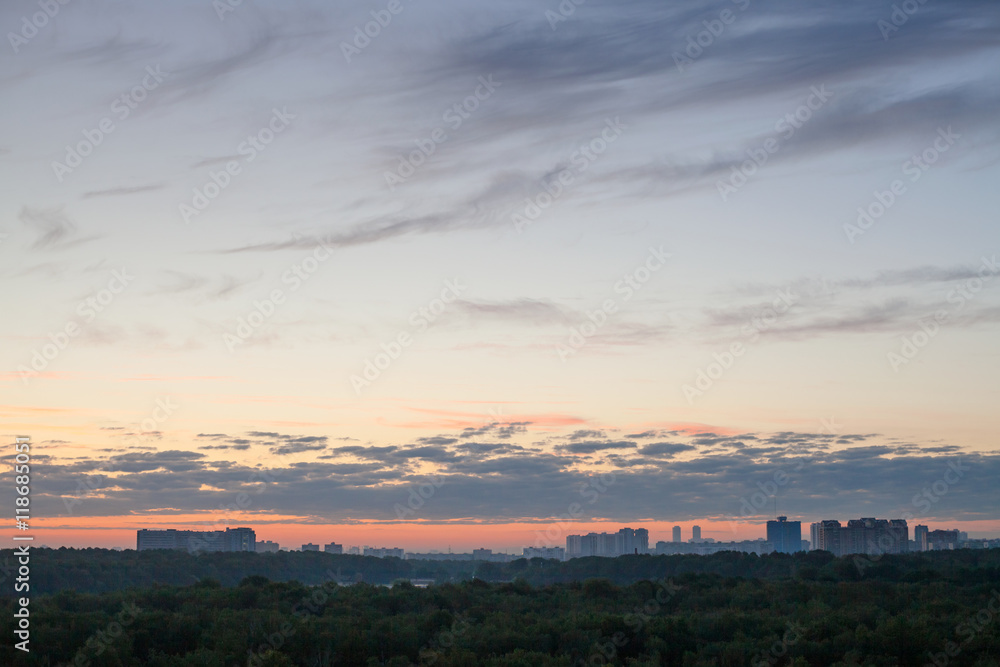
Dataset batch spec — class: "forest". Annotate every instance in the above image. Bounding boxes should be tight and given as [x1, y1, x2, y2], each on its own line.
[1, 548, 998, 666]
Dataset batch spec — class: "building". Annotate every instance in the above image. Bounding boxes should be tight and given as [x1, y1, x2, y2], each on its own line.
[472, 548, 493, 560]
[672, 526, 681, 543]
[523, 546, 565, 560]
[301, 543, 320, 552]
[136, 527, 255, 553]
[927, 529, 960, 551]
[363, 547, 404, 558]
[810, 519, 908, 556]
[914, 525, 929, 551]
[324, 542, 343, 554]
[812, 520, 844, 555]
[616, 527, 649, 555]
[691, 525, 702, 543]
[844, 518, 908, 556]
[766, 516, 803, 554]
[654, 539, 773, 556]
[404, 552, 516, 562]
[256, 540, 280, 553]
[565, 527, 649, 558]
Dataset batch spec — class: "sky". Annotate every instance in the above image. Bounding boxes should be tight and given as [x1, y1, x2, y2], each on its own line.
[1, 0, 999, 553]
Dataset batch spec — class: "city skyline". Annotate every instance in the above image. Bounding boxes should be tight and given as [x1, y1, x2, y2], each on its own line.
[124, 515, 996, 557]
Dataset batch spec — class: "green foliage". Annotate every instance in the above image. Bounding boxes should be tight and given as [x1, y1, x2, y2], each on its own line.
[1, 548, 999, 665]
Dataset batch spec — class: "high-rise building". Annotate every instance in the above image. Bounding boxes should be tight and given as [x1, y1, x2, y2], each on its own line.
[565, 527, 648, 558]
[301, 543, 319, 552]
[672, 526, 681, 543]
[472, 548, 493, 560]
[324, 542, 343, 554]
[615, 527, 649, 555]
[914, 525, 929, 551]
[257, 540, 280, 553]
[813, 520, 843, 555]
[523, 546, 565, 560]
[811, 519, 908, 556]
[654, 539, 772, 556]
[363, 547, 404, 558]
[691, 525, 702, 543]
[766, 516, 803, 553]
[844, 518, 908, 556]
[136, 527, 256, 553]
[566, 535, 583, 558]
[927, 529, 959, 551]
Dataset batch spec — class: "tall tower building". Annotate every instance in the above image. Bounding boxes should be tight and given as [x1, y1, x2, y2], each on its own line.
[766, 516, 803, 553]
[914, 525, 929, 552]
[692, 525, 702, 543]
[672, 526, 681, 543]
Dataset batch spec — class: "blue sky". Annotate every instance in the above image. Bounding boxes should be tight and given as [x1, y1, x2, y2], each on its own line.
[1, 0, 998, 549]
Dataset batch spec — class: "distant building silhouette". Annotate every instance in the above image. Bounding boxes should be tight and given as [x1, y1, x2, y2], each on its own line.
[301, 543, 320, 552]
[691, 525, 702, 543]
[565, 527, 649, 558]
[766, 516, 803, 553]
[136, 527, 255, 553]
[810, 518, 908, 556]
[914, 525, 929, 551]
[363, 547, 404, 558]
[256, 540, 280, 553]
[672, 526, 681, 543]
[324, 542, 343, 554]
[926, 529, 960, 551]
[523, 546, 565, 560]
[655, 539, 772, 556]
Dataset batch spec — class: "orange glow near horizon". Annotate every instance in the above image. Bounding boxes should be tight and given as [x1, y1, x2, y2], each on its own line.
[10, 519, 1000, 552]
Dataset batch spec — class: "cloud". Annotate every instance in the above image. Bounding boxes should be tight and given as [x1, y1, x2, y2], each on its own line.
[82, 184, 165, 199]
[17, 207, 99, 250]
[13, 427, 998, 527]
